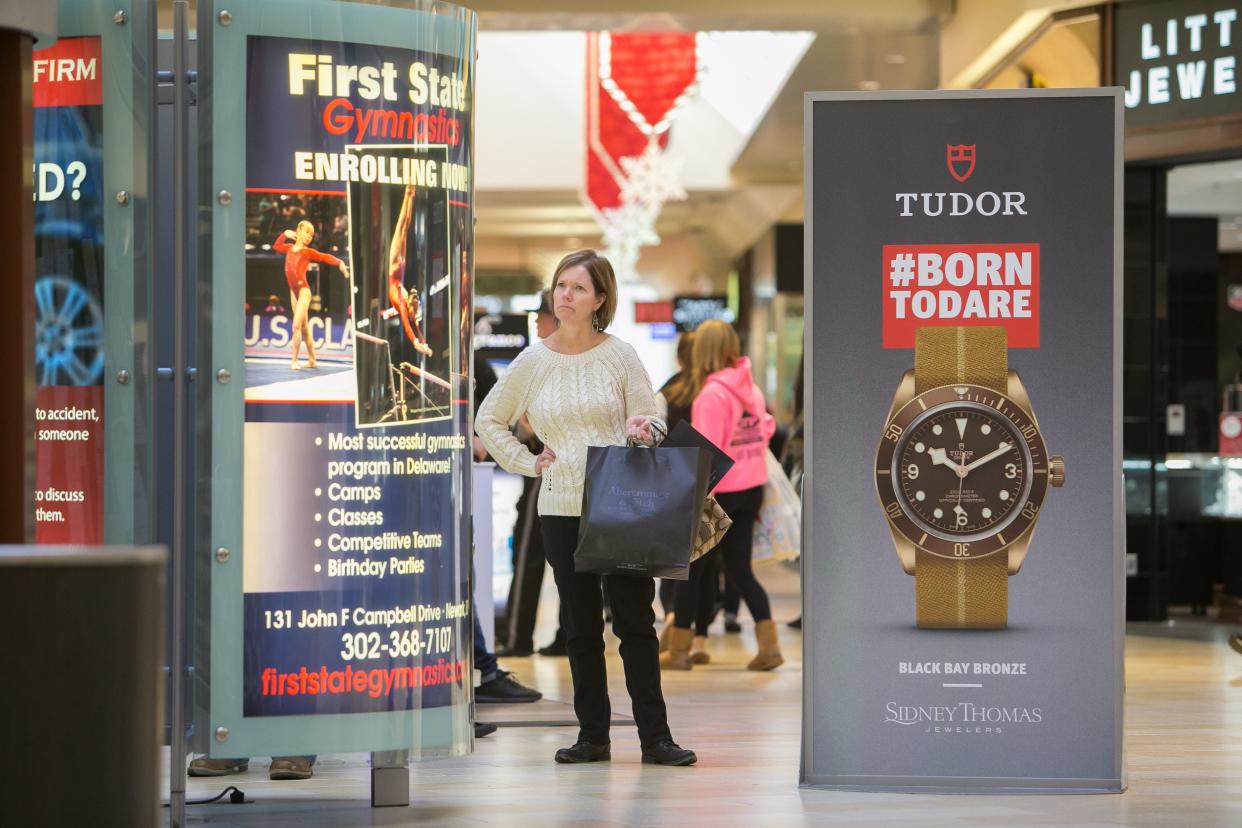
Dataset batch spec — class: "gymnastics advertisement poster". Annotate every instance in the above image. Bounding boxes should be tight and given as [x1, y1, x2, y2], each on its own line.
[32, 36, 106, 544]
[240, 34, 474, 718]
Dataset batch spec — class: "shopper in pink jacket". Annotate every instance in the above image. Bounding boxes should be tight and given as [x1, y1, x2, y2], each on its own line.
[661, 320, 783, 671]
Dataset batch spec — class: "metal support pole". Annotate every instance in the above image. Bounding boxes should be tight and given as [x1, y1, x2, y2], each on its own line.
[168, 1, 190, 824]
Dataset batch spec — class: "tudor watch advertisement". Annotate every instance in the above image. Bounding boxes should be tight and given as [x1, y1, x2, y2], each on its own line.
[875, 326, 1066, 630]
[803, 91, 1123, 791]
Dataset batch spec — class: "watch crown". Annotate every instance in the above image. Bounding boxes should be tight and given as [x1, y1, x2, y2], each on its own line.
[1049, 455, 1066, 487]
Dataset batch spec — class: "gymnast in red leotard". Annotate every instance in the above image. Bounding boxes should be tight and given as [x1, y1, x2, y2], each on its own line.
[387, 184, 433, 357]
[273, 220, 350, 370]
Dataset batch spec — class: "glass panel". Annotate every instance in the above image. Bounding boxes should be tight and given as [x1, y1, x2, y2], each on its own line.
[197, 0, 476, 760]
[35, 1, 156, 548]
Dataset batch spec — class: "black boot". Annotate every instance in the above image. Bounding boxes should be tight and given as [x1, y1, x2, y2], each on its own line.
[641, 740, 697, 766]
[554, 740, 611, 764]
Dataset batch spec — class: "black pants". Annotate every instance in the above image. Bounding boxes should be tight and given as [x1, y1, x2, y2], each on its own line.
[712, 485, 771, 623]
[671, 550, 720, 634]
[541, 516, 672, 749]
[722, 571, 740, 616]
[658, 577, 677, 617]
[504, 475, 546, 651]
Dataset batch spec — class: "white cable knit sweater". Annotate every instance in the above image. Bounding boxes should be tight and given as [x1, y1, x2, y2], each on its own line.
[475, 336, 664, 517]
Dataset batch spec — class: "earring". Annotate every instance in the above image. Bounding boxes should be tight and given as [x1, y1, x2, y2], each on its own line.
[592, 312, 599, 331]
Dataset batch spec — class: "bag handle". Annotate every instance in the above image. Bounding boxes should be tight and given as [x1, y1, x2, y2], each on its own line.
[626, 418, 668, 448]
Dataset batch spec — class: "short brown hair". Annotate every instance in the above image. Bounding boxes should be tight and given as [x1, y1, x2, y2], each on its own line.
[550, 249, 618, 331]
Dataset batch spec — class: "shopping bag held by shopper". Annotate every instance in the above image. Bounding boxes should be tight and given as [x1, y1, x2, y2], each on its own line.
[574, 438, 713, 580]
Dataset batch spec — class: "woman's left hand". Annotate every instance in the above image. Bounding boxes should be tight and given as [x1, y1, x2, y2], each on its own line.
[625, 415, 654, 444]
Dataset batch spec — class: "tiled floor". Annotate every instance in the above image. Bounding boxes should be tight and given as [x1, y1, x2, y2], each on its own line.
[173, 565, 1242, 826]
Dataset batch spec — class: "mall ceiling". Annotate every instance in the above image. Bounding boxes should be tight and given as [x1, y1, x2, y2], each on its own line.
[467, 0, 948, 280]
[474, 0, 948, 187]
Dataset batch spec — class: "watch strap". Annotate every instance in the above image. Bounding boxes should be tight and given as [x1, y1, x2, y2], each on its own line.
[915, 548, 1008, 629]
[914, 326, 1007, 394]
[911, 325, 1010, 629]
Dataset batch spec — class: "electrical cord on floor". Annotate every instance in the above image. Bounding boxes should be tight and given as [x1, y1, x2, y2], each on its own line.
[162, 786, 250, 806]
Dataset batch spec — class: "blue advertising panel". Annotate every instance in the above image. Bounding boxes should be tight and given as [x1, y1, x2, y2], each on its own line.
[205, 0, 476, 758]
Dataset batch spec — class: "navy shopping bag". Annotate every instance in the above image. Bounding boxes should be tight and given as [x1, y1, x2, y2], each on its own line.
[574, 442, 712, 580]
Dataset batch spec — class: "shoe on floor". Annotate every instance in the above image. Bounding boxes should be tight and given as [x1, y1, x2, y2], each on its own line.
[474, 721, 498, 738]
[554, 740, 611, 763]
[641, 740, 697, 766]
[723, 613, 742, 634]
[496, 645, 534, 657]
[538, 635, 567, 657]
[476, 670, 543, 703]
[269, 756, 313, 780]
[1231, 634, 1242, 656]
[187, 757, 248, 777]
[660, 627, 694, 671]
[747, 619, 785, 671]
[689, 634, 711, 665]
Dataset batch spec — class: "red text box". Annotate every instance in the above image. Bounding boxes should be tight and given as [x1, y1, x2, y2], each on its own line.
[35, 386, 104, 544]
[882, 243, 1041, 349]
[634, 301, 673, 324]
[33, 37, 102, 108]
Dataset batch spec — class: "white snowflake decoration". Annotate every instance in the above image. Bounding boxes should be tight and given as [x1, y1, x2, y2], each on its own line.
[618, 142, 687, 212]
[599, 201, 660, 282]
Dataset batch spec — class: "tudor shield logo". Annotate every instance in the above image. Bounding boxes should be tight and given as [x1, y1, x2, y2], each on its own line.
[946, 144, 976, 183]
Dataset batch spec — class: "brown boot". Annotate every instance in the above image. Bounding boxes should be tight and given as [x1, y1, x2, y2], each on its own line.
[660, 627, 694, 670]
[747, 620, 784, 671]
[690, 635, 710, 665]
[658, 613, 675, 653]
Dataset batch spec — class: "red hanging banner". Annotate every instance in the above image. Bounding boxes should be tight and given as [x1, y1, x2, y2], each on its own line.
[584, 32, 696, 213]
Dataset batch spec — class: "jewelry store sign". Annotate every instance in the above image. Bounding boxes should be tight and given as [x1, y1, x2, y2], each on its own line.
[1116, 0, 1240, 128]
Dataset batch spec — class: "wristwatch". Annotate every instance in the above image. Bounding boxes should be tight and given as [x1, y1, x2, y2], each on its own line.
[874, 326, 1065, 629]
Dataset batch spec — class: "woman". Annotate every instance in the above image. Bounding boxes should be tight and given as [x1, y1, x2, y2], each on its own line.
[387, 184, 433, 357]
[655, 332, 719, 663]
[655, 331, 695, 430]
[476, 250, 696, 766]
[664, 319, 783, 671]
[273, 220, 349, 370]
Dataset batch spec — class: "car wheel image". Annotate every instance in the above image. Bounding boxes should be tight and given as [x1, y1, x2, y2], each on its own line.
[35, 274, 104, 386]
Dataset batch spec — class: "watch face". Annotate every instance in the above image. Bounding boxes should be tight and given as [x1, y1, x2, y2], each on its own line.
[876, 383, 1050, 561]
[894, 402, 1031, 542]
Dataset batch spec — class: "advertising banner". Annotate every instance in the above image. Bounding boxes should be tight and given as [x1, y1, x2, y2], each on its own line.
[802, 90, 1123, 791]
[33, 36, 105, 544]
[240, 31, 472, 719]
[204, 4, 476, 758]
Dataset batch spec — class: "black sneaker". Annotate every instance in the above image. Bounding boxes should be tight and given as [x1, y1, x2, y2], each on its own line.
[641, 740, 697, 766]
[496, 645, 534, 657]
[554, 740, 611, 764]
[474, 721, 498, 738]
[475, 670, 543, 704]
[538, 635, 567, 657]
[723, 613, 742, 634]
[787, 616, 803, 630]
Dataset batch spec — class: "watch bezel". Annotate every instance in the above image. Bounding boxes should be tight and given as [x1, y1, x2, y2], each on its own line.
[875, 383, 1050, 561]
